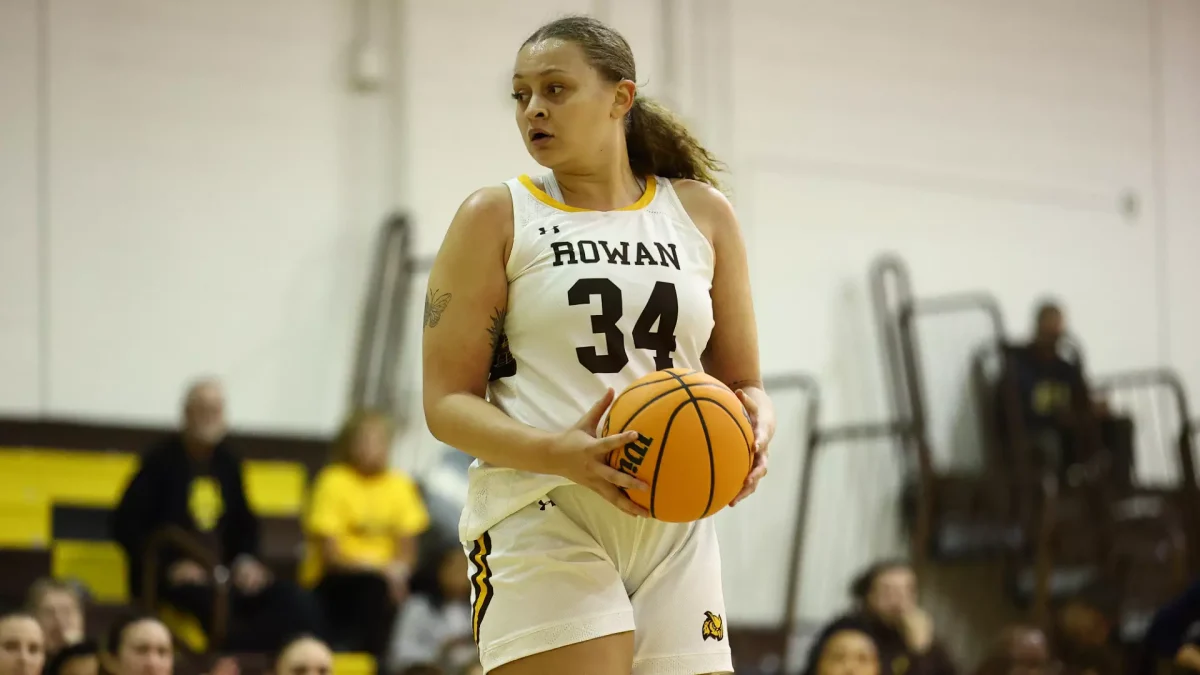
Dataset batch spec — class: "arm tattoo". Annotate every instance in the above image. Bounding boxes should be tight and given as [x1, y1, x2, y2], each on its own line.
[487, 308, 507, 353]
[424, 288, 452, 328]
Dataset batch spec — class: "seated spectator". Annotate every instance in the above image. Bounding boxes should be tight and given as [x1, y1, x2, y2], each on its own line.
[270, 634, 333, 675]
[973, 626, 1058, 675]
[824, 560, 957, 675]
[387, 540, 473, 673]
[803, 616, 880, 675]
[99, 615, 171, 675]
[301, 409, 429, 661]
[999, 302, 1132, 486]
[0, 613, 44, 675]
[43, 641, 98, 675]
[111, 378, 323, 652]
[25, 579, 85, 656]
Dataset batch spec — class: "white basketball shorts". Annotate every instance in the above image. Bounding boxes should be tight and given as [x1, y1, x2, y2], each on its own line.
[463, 484, 732, 674]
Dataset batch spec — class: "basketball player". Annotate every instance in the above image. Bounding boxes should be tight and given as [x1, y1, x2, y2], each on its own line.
[421, 16, 776, 675]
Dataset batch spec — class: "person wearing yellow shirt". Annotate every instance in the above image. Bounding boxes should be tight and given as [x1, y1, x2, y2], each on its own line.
[302, 409, 430, 661]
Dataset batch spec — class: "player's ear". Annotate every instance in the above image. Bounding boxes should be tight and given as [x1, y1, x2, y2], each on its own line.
[611, 79, 636, 119]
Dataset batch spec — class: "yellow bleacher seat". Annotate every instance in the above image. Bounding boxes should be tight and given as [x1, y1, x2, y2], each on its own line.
[243, 460, 307, 517]
[0, 449, 137, 506]
[0, 498, 50, 548]
[0, 447, 307, 517]
[332, 653, 376, 675]
[52, 540, 129, 603]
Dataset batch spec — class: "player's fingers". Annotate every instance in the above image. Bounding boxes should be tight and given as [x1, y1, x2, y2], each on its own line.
[736, 389, 760, 415]
[590, 430, 640, 455]
[590, 461, 649, 493]
[730, 459, 768, 506]
[594, 482, 650, 518]
[730, 477, 758, 505]
[575, 388, 615, 436]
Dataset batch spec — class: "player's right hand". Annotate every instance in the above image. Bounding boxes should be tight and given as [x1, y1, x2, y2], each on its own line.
[544, 388, 651, 518]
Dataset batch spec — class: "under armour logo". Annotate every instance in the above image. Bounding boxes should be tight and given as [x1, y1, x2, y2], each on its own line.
[538, 499, 556, 510]
[538, 226, 560, 235]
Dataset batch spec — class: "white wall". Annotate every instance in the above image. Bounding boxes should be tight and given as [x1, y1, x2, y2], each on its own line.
[1162, 0, 1200, 418]
[0, 0, 394, 433]
[2, 0, 1198, 645]
[0, 0, 42, 416]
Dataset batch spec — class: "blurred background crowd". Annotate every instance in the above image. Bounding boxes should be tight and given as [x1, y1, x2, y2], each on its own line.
[2, 1, 1199, 675]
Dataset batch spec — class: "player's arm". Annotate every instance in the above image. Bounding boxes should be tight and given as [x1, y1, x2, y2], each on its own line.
[675, 179, 776, 502]
[422, 187, 558, 472]
[673, 181, 765, 393]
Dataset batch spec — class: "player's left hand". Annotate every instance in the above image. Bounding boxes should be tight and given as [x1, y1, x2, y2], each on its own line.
[730, 387, 776, 506]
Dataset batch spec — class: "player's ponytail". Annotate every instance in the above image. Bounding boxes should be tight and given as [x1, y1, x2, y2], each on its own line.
[626, 96, 725, 189]
[522, 16, 726, 189]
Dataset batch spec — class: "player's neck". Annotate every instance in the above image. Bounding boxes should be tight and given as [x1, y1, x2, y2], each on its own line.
[552, 161, 645, 211]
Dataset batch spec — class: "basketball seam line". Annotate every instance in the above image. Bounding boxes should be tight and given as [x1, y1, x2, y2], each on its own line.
[648, 397, 702, 520]
[665, 370, 717, 518]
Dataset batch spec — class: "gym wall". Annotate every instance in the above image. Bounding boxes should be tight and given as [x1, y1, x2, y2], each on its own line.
[1, 0, 1198, 647]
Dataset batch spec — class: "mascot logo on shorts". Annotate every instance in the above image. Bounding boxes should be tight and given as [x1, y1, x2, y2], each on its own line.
[701, 611, 724, 641]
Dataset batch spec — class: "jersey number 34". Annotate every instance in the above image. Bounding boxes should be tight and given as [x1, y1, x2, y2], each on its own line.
[569, 278, 677, 374]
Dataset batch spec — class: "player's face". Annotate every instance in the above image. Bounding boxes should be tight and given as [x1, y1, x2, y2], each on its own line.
[512, 39, 626, 170]
[817, 630, 879, 675]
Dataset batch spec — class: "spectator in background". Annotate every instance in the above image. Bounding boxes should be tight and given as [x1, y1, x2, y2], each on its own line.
[973, 626, 1058, 675]
[100, 615, 172, 675]
[301, 409, 430, 661]
[43, 641, 98, 675]
[1001, 302, 1132, 486]
[1051, 593, 1121, 675]
[803, 616, 880, 675]
[270, 634, 333, 675]
[111, 378, 322, 652]
[0, 613, 44, 675]
[26, 579, 85, 656]
[388, 539, 474, 673]
[831, 560, 957, 675]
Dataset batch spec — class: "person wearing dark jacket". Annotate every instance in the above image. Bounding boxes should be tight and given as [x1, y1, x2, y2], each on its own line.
[826, 560, 957, 675]
[110, 378, 322, 652]
[1140, 577, 1200, 674]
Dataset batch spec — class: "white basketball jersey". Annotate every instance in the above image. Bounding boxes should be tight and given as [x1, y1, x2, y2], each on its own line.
[458, 173, 716, 542]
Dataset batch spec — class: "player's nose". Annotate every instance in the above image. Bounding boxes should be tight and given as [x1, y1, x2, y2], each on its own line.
[524, 97, 548, 120]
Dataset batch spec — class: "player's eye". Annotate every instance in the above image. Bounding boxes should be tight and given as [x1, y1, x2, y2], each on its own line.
[546, 84, 564, 96]
[511, 91, 529, 103]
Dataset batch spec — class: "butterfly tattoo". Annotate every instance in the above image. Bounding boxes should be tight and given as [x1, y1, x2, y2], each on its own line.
[424, 288, 452, 328]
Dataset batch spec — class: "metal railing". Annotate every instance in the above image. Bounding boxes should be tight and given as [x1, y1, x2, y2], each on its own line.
[349, 213, 415, 425]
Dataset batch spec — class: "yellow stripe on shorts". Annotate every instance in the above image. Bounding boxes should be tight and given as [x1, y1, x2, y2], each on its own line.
[469, 532, 494, 644]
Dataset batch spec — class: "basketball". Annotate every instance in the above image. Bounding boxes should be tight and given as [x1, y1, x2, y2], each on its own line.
[602, 368, 754, 522]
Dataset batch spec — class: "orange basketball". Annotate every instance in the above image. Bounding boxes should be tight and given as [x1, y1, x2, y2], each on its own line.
[603, 368, 754, 522]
